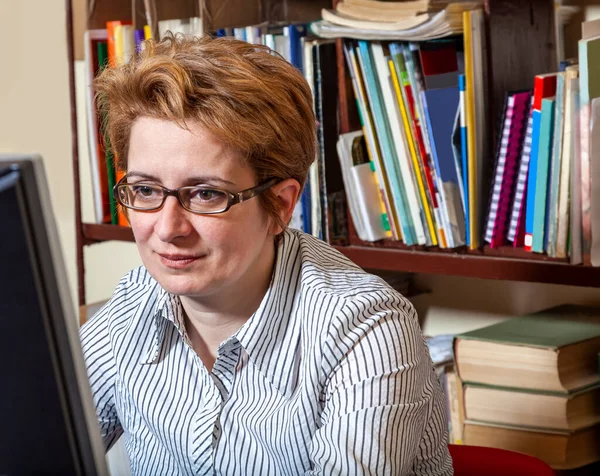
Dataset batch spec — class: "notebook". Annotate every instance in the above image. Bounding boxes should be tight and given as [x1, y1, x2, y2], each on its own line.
[485, 91, 531, 247]
[507, 97, 535, 246]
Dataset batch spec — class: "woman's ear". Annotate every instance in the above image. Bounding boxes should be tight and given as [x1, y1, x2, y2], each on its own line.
[269, 178, 301, 235]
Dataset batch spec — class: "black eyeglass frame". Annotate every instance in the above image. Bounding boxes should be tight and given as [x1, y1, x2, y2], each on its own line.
[113, 176, 280, 215]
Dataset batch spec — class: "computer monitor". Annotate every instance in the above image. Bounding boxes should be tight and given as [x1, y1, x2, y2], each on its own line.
[0, 155, 107, 475]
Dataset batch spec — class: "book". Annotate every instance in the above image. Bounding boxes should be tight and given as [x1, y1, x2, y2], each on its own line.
[463, 420, 600, 470]
[463, 8, 488, 249]
[405, 42, 448, 247]
[337, 131, 390, 242]
[577, 30, 600, 260]
[313, 39, 346, 243]
[83, 29, 110, 224]
[343, 41, 399, 240]
[357, 40, 415, 244]
[546, 73, 566, 257]
[458, 74, 470, 244]
[570, 77, 583, 265]
[335, 0, 448, 21]
[556, 67, 579, 259]
[590, 97, 600, 266]
[506, 97, 534, 246]
[96, 40, 118, 226]
[370, 42, 423, 245]
[531, 97, 556, 253]
[312, 3, 480, 41]
[463, 383, 600, 431]
[524, 73, 558, 251]
[484, 91, 531, 248]
[388, 44, 436, 246]
[454, 305, 600, 393]
[421, 86, 466, 247]
[321, 8, 430, 31]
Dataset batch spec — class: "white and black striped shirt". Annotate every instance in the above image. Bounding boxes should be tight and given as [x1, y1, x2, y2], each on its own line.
[81, 229, 452, 475]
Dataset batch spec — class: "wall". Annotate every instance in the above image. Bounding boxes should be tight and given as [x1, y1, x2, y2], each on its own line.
[0, 0, 142, 314]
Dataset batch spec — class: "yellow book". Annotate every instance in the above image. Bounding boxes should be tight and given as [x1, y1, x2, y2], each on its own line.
[144, 25, 153, 40]
[388, 59, 437, 246]
[114, 24, 125, 66]
[463, 10, 478, 249]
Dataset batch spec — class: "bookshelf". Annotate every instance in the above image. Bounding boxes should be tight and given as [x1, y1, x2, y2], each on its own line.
[67, 0, 600, 309]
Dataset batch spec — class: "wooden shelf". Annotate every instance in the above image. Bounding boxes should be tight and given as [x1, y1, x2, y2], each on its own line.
[83, 224, 600, 287]
[82, 223, 134, 245]
[334, 245, 600, 288]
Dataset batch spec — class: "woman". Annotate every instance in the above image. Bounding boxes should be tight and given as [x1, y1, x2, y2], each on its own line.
[81, 34, 452, 475]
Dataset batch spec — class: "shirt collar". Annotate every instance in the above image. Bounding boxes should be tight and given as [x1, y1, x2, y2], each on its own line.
[140, 287, 181, 365]
[140, 229, 305, 399]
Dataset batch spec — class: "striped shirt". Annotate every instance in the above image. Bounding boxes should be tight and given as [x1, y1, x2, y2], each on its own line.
[81, 229, 452, 475]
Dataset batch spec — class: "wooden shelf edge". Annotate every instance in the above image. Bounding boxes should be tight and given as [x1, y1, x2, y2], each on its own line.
[82, 224, 135, 244]
[334, 245, 600, 288]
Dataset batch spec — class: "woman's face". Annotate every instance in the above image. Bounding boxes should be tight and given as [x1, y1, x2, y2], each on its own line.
[126, 116, 275, 300]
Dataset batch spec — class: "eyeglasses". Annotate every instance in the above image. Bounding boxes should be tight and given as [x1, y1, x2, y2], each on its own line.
[113, 176, 279, 214]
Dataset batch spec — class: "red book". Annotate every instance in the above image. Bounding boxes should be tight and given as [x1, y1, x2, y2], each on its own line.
[532, 74, 557, 111]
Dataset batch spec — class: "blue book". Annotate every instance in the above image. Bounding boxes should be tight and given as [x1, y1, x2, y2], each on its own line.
[285, 24, 307, 73]
[524, 108, 542, 251]
[356, 40, 415, 245]
[421, 87, 466, 247]
[532, 97, 556, 253]
[458, 74, 469, 245]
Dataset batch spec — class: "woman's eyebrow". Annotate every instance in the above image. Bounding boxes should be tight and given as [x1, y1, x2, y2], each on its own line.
[126, 171, 235, 186]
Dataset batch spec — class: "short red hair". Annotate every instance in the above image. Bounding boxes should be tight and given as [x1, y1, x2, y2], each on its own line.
[95, 33, 317, 230]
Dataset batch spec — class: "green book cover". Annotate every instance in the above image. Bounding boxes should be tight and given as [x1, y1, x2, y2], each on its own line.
[456, 305, 600, 350]
[97, 41, 118, 225]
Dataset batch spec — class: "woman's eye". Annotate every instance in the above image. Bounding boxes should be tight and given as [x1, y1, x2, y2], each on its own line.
[130, 185, 160, 200]
[193, 189, 220, 201]
[133, 185, 155, 197]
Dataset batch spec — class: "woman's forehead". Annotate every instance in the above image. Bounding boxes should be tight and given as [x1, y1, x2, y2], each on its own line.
[127, 117, 253, 185]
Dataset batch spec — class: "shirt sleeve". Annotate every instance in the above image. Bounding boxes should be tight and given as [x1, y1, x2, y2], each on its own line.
[308, 290, 453, 475]
[80, 300, 123, 452]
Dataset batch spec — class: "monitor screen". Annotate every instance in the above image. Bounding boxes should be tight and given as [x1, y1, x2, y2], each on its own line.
[0, 156, 107, 475]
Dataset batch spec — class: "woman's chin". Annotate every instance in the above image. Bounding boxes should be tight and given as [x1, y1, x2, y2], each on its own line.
[156, 275, 215, 297]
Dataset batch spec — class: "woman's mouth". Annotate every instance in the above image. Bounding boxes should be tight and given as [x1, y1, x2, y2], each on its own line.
[157, 253, 202, 269]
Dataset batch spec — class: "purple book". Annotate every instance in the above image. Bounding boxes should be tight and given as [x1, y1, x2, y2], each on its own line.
[134, 29, 145, 53]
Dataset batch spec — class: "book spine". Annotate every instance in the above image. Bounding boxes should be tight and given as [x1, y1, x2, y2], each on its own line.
[485, 95, 513, 246]
[405, 43, 447, 247]
[531, 98, 556, 253]
[389, 44, 436, 246]
[493, 92, 530, 247]
[507, 98, 534, 245]
[463, 10, 479, 249]
[370, 42, 419, 245]
[546, 73, 566, 257]
[358, 40, 414, 244]
[344, 42, 399, 240]
[459, 74, 470, 246]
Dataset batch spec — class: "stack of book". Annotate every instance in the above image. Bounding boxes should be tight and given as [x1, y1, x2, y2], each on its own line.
[482, 16, 600, 266]
[335, 4, 488, 249]
[453, 305, 600, 470]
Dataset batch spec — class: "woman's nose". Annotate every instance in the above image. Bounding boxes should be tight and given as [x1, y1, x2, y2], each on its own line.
[154, 196, 194, 242]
